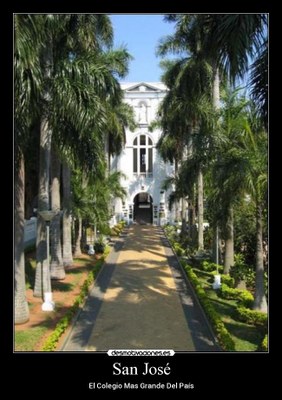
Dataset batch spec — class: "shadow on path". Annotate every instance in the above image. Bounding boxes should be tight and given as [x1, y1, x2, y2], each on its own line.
[61, 225, 220, 352]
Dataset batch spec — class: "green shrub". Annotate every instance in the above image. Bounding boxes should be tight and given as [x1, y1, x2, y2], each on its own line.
[230, 253, 255, 288]
[183, 264, 235, 351]
[94, 242, 105, 253]
[219, 284, 254, 308]
[220, 274, 235, 288]
[94, 235, 107, 253]
[258, 334, 268, 351]
[236, 306, 268, 333]
[110, 222, 125, 236]
[173, 243, 185, 257]
[98, 224, 111, 235]
[164, 225, 178, 243]
[202, 260, 223, 274]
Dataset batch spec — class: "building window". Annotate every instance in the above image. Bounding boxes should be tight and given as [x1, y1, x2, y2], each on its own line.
[133, 134, 153, 178]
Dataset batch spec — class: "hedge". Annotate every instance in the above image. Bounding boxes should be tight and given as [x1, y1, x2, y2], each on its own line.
[219, 283, 254, 308]
[236, 306, 268, 333]
[184, 264, 235, 351]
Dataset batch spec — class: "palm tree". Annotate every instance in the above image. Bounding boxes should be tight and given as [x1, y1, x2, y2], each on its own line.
[209, 87, 267, 311]
[159, 14, 268, 257]
[32, 15, 132, 296]
[15, 154, 30, 324]
[156, 50, 214, 248]
[249, 40, 268, 128]
[62, 162, 73, 267]
[105, 102, 136, 170]
[71, 168, 127, 255]
[202, 14, 267, 83]
[50, 145, 65, 279]
[33, 16, 55, 297]
[14, 14, 43, 322]
[243, 107, 267, 312]
[209, 87, 251, 273]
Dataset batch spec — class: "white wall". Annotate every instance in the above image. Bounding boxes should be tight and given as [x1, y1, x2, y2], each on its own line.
[112, 82, 175, 225]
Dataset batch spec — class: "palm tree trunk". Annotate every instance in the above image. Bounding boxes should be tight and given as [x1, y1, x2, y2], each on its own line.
[188, 202, 193, 240]
[104, 133, 110, 173]
[50, 148, 65, 279]
[213, 67, 220, 108]
[197, 169, 204, 250]
[33, 116, 52, 297]
[174, 162, 180, 222]
[74, 217, 83, 257]
[81, 223, 87, 250]
[34, 43, 53, 298]
[212, 66, 220, 262]
[212, 225, 218, 263]
[62, 162, 73, 267]
[253, 203, 268, 312]
[181, 197, 187, 235]
[223, 206, 234, 274]
[15, 154, 29, 324]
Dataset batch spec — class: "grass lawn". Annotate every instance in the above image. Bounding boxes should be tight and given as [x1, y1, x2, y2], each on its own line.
[15, 326, 49, 351]
[15, 250, 107, 351]
[193, 268, 264, 351]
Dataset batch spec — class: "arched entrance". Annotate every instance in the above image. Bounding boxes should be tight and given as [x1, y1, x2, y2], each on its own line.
[133, 192, 153, 224]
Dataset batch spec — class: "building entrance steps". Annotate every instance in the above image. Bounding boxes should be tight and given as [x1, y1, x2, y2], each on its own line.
[61, 225, 220, 351]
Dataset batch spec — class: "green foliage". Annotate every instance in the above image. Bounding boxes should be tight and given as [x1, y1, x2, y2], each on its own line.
[173, 242, 185, 257]
[219, 283, 254, 308]
[230, 253, 255, 288]
[94, 234, 107, 253]
[25, 256, 36, 289]
[220, 274, 235, 288]
[15, 326, 49, 351]
[110, 222, 125, 236]
[258, 334, 268, 351]
[98, 224, 111, 235]
[202, 260, 223, 274]
[184, 264, 235, 351]
[236, 306, 268, 333]
[233, 202, 257, 266]
[164, 225, 178, 241]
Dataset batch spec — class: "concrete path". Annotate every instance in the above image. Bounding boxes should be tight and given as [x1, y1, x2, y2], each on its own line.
[61, 225, 220, 352]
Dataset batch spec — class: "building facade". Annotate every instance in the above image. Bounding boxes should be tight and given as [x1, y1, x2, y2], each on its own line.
[111, 82, 175, 226]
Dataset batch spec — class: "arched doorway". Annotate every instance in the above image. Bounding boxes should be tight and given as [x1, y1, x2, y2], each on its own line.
[133, 192, 153, 224]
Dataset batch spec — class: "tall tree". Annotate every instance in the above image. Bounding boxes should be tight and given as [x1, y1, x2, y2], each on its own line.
[50, 146, 65, 279]
[14, 14, 43, 321]
[34, 20, 54, 297]
[15, 155, 30, 324]
[156, 52, 214, 248]
[243, 107, 267, 312]
[32, 14, 132, 295]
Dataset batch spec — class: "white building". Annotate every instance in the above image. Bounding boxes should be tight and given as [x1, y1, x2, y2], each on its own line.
[111, 82, 175, 226]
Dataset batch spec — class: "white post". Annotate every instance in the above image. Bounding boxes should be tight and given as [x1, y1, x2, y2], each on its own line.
[212, 225, 221, 289]
[39, 210, 56, 311]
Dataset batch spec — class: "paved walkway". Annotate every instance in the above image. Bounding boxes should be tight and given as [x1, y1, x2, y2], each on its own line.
[61, 225, 220, 351]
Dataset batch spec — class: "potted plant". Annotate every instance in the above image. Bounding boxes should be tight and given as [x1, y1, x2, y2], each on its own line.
[94, 235, 106, 253]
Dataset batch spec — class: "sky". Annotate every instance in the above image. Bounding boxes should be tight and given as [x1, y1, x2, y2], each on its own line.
[110, 15, 176, 83]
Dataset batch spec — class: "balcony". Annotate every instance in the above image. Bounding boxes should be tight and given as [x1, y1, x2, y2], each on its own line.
[133, 172, 153, 179]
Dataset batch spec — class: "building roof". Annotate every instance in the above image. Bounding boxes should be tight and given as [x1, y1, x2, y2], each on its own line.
[120, 82, 167, 92]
